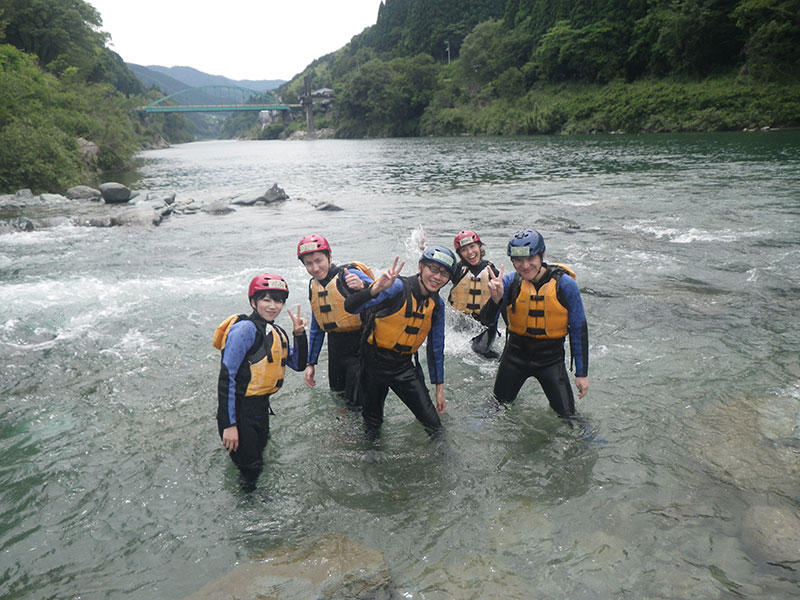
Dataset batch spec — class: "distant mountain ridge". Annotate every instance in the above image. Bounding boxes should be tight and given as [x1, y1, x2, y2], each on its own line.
[128, 64, 285, 96]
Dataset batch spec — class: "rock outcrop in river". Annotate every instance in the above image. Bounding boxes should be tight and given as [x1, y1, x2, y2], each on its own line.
[0, 182, 291, 233]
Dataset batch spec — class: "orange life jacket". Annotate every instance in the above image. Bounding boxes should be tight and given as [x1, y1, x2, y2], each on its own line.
[506, 264, 576, 339]
[213, 314, 289, 396]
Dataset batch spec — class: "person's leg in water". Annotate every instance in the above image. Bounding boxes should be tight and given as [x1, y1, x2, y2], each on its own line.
[471, 323, 499, 358]
[219, 410, 270, 492]
[328, 331, 361, 408]
[359, 348, 391, 441]
[492, 344, 532, 404]
[390, 358, 444, 440]
[532, 361, 601, 439]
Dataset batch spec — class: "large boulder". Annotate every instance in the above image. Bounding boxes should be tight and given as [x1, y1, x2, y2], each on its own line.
[741, 505, 800, 568]
[99, 182, 132, 204]
[184, 534, 397, 600]
[66, 185, 102, 200]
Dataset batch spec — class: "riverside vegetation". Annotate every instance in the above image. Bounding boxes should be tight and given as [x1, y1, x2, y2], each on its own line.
[2, 0, 799, 193]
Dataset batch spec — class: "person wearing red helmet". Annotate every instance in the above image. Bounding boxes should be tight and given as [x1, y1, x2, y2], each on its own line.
[297, 234, 373, 407]
[449, 229, 501, 358]
[213, 273, 308, 490]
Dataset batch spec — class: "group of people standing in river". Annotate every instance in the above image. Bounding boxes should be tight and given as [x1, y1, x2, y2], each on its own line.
[214, 228, 589, 488]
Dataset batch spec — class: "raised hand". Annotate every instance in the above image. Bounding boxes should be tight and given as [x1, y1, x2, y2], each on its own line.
[287, 304, 307, 335]
[343, 268, 367, 290]
[488, 264, 505, 303]
[370, 256, 405, 296]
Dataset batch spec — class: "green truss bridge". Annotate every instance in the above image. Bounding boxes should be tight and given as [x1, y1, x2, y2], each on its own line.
[137, 85, 301, 114]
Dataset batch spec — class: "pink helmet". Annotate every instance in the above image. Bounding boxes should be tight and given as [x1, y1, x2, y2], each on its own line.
[297, 234, 331, 259]
[454, 229, 482, 250]
[248, 273, 289, 298]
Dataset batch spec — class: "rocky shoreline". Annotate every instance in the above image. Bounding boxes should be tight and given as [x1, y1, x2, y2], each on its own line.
[0, 182, 296, 234]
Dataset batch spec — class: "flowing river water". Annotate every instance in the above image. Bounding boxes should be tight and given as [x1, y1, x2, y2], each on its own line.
[1, 133, 799, 599]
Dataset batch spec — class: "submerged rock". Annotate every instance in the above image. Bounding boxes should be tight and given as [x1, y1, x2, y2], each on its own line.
[311, 200, 344, 211]
[184, 534, 397, 600]
[741, 505, 800, 568]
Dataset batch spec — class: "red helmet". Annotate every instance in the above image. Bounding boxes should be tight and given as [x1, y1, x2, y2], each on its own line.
[248, 273, 289, 298]
[297, 234, 331, 259]
[454, 229, 482, 251]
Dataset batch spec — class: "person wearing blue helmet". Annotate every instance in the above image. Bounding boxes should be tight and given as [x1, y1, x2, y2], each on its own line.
[344, 246, 456, 439]
[480, 229, 589, 422]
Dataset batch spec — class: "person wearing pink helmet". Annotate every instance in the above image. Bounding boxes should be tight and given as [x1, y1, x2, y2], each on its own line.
[449, 229, 502, 358]
[297, 234, 373, 407]
[213, 273, 307, 490]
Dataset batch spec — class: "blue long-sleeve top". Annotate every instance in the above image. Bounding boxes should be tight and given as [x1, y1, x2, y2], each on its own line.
[344, 274, 446, 384]
[307, 264, 372, 365]
[480, 267, 588, 377]
[218, 315, 307, 427]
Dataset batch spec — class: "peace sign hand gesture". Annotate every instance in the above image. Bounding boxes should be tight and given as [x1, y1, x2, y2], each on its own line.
[287, 304, 307, 335]
[370, 256, 405, 296]
[488, 264, 505, 303]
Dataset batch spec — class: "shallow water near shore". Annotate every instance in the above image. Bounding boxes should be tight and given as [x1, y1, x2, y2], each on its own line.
[1, 133, 800, 599]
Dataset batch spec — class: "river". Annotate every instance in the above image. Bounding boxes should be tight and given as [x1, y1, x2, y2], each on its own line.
[1, 133, 799, 599]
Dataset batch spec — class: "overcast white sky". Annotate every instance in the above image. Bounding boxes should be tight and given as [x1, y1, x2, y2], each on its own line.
[89, 0, 383, 81]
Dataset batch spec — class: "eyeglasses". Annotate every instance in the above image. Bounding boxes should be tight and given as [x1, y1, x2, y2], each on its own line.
[425, 263, 451, 277]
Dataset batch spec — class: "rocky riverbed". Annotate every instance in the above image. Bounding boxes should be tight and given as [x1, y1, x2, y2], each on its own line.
[0, 182, 297, 234]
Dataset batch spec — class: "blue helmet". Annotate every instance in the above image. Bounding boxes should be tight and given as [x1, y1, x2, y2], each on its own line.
[507, 229, 545, 258]
[420, 245, 457, 275]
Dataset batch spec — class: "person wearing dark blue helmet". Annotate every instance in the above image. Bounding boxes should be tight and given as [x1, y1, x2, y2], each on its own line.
[480, 229, 589, 422]
[344, 246, 456, 439]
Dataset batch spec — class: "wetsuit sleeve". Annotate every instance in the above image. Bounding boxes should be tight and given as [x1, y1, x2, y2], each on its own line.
[344, 278, 403, 314]
[217, 320, 257, 428]
[559, 275, 589, 377]
[426, 296, 446, 384]
[307, 311, 324, 365]
[286, 327, 308, 372]
[478, 272, 514, 326]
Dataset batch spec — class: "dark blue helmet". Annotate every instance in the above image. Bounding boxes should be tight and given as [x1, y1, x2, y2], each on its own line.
[507, 229, 545, 258]
[420, 245, 457, 275]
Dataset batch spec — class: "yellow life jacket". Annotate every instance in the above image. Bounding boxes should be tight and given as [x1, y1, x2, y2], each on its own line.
[308, 262, 374, 333]
[449, 264, 491, 315]
[369, 284, 435, 355]
[506, 264, 576, 340]
[213, 314, 289, 396]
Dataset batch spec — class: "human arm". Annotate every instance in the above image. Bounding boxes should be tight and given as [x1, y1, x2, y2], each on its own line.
[558, 274, 589, 393]
[434, 383, 445, 414]
[285, 305, 308, 372]
[478, 268, 512, 326]
[426, 296, 446, 386]
[344, 257, 405, 314]
[305, 311, 324, 386]
[217, 320, 257, 429]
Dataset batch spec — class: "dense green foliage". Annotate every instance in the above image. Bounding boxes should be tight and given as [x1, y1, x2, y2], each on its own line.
[262, 0, 799, 139]
[0, 0, 192, 193]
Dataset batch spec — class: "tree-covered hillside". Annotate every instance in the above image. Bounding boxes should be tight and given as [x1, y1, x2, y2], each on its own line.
[258, 0, 799, 139]
[0, 0, 192, 193]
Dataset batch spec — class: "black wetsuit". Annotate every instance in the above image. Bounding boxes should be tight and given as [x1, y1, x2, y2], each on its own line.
[345, 275, 445, 439]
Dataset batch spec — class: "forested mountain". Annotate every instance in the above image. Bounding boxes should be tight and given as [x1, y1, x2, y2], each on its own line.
[0, 0, 199, 193]
[260, 0, 799, 139]
[135, 65, 283, 93]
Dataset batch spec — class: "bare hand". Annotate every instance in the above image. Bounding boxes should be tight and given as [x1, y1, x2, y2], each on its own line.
[488, 264, 505, 303]
[575, 376, 589, 399]
[287, 304, 307, 335]
[343, 268, 367, 290]
[435, 384, 446, 414]
[305, 364, 316, 387]
[370, 256, 405, 296]
[222, 425, 239, 453]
